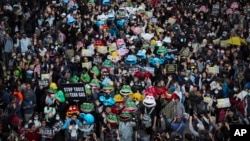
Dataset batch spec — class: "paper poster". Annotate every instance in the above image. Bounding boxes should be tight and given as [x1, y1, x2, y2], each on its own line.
[179, 47, 191, 58]
[207, 66, 219, 74]
[217, 98, 231, 108]
[97, 46, 108, 54]
[210, 81, 219, 90]
[204, 96, 212, 103]
[220, 40, 229, 47]
[82, 62, 92, 69]
[41, 73, 50, 80]
[81, 49, 94, 57]
[212, 4, 220, 15]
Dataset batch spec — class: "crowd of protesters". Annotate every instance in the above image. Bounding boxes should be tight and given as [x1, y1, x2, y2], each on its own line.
[0, 0, 250, 141]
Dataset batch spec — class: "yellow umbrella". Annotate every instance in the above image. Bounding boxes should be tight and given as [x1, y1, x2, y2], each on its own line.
[227, 36, 241, 46]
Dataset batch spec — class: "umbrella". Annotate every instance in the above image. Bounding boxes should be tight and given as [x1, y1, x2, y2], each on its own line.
[199, 5, 208, 13]
[67, 16, 76, 25]
[230, 2, 239, 9]
[226, 8, 233, 15]
[103, 0, 110, 5]
[132, 27, 143, 35]
[141, 33, 154, 41]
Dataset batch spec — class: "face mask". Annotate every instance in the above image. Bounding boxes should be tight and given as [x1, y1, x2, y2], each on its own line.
[135, 101, 139, 105]
[221, 50, 224, 54]
[24, 124, 28, 128]
[34, 117, 38, 120]
[56, 116, 60, 120]
[214, 90, 219, 94]
[188, 43, 191, 47]
[130, 83, 134, 86]
[141, 83, 145, 87]
[209, 46, 213, 49]
[233, 87, 239, 91]
[207, 79, 211, 81]
[184, 77, 188, 81]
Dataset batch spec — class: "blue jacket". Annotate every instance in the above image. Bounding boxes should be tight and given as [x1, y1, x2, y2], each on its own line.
[62, 119, 82, 130]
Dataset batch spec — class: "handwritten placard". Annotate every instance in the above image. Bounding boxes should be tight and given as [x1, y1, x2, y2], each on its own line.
[217, 98, 231, 108]
[60, 83, 86, 102]
[166, 64, 177, 73]
[81, 49, 93, 57]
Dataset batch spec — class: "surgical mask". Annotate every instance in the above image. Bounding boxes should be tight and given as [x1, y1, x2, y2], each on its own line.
[214, 90, 219, 94]
[221, 50, 224, 54]
[34, 117, 38, 120]
[188, 43, 192, 47]
[130, 83, 134, 86]
[24, 124, 28, 128]
[209, 46, 213, 49]
[56, 116, 60, 120]
[207, 78, 211, 81]
[135, 101, 139, 105]
[184, 77, 188, 81]
[233, 87, 239, 91]
[141, 83, 145, 87]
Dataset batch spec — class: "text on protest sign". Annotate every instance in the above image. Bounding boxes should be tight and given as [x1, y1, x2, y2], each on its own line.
[61, 83, 86, 102]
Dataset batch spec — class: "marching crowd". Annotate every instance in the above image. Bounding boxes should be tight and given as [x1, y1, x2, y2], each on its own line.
[0, 0, 250, 141]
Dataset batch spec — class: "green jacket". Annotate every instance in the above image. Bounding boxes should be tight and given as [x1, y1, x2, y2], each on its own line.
[159, 98, 175, 120]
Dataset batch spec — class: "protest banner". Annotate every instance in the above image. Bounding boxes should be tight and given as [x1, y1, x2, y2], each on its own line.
[38, 80, 49, 87]
[166, 64, 178, 73]
[61, 83, 86, 102]
[42, 128, 54, 138]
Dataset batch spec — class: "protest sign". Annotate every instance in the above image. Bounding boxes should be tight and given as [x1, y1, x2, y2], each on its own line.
[61, 83, 86, 102]
[166, 64, 178, 73]
[217, 98, 231, 108]
[82, 62, 92, 70]
[41, 74, 50, 80]
[208, 66, 220, 74]
[42, 128, 54, 137]
[38, 80, 49, 87]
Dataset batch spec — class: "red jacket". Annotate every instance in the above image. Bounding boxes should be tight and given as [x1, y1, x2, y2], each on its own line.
[25, 131, 41, 141]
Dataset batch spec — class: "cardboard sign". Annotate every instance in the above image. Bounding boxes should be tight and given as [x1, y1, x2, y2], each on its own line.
[166, 64, 177, 73]
[41, 74, 50, 80]
[217, 98, 231, 108]
[82, 62, 92, 69]
[60, 83, 86, 102]
[38, 80, 49, 87]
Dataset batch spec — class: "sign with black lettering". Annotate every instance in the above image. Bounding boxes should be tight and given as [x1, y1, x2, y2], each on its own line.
[38, 80, 49, 87]
[61, 83, 86, 102]
[166, 64, 177, 73]
[230, 125, 250, 139]
[42, 128, 54, 137]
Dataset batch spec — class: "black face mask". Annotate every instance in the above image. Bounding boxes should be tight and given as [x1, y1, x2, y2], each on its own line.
[105, 95, 110, 99]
